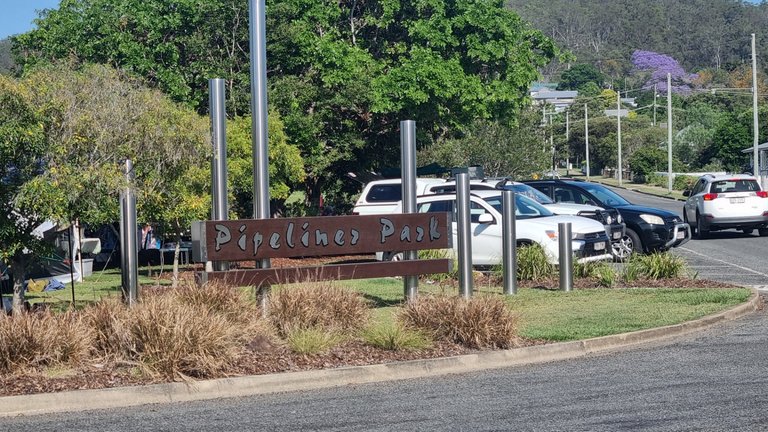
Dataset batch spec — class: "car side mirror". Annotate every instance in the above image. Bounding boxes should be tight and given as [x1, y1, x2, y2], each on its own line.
[477, 213, 494, 224]
[682, 190, 690, 197]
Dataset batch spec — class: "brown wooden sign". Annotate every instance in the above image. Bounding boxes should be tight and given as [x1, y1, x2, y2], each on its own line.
[193, 213, 451, 262]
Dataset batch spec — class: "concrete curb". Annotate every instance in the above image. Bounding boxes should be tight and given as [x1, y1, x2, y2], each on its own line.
[0, 290, 760, 417]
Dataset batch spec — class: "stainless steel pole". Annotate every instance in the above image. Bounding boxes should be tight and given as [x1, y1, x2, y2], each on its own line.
[502, 190, 517, 295]
[456, 172, 473, 298]
[122, 159, 139, 306]
[400, 120, 418, 301]
[249, 0, 271, 310]
[209, 78, 229, 272]
[558, 222, 573, 292]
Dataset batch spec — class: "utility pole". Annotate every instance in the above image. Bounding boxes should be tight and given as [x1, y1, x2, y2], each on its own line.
[565, 111, 570, 176]
[653, 84, 657, 127]
[550, 111, 555, 173]
[585, 104, 590, 180]
[752, 33, 762, 187]
[667, 73, 673, 193]
[617, 91, 622, 186]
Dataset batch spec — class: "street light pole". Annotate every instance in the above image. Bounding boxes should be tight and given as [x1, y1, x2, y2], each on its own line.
[752, 33, 761, 186]
[585, 104, 590, 180]
[617, 91, 622, 186]
[667, 73, 673, 193]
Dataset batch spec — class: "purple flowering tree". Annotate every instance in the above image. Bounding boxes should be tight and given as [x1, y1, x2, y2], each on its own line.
[631, 50, 698, 95]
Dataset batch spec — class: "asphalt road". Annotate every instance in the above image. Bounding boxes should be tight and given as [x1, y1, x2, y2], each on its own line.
[604, 185, 768, 288]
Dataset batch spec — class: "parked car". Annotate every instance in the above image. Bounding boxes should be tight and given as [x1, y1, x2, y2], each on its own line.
[387, 190, 613, 266]
[682, 173, 768, 238]
[428, 178, 626, 258]
[352, 178, 446, 215]
[524, 179, 690, 260]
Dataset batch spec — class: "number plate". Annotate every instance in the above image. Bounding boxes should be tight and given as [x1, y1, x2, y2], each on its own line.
[730, 197, 745, 204]
[594, 241, 605, 251]
[676, 230, 685, 239]
[612, 231, 622, 239]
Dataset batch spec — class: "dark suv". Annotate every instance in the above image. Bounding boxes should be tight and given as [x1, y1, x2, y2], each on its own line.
[524, 179, 691, 260]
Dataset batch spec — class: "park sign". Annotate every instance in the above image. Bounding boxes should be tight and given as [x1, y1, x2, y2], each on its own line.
[192, 213, 452, 287]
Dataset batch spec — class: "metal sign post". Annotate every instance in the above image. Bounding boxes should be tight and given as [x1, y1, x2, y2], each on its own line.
[401, 120, 418, 301]
[456, 172, 473, 298]
[209, 78, 229, 272]
[502, 190, 517, 295]
[558, 222, 573, 292]
[119, 159, 139, 306]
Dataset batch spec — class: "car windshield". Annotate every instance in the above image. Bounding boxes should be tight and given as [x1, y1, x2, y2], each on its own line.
[579, 183, 632, 206]
[482, 194, 554, 219]
[504, 184, 554, 204]
[710, 179, 760, 193]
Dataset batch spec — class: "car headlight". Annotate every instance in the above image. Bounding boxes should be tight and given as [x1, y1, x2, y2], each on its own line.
[639, 214, 664, 225]
[617, 213, 623, 224]
[605, 214, 613, 224]
[546, 230, 580, 241]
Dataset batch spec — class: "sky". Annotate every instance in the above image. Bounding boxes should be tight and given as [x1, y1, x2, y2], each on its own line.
[0, 0, 60, 40]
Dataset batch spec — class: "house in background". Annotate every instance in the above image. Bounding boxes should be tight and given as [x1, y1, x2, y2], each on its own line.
[530, 86, 578, 113]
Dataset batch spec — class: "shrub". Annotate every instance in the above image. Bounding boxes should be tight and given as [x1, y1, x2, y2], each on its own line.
[418, 249, 458, 282]
[361, 321, 432, 351]
[0, 310, 94, 373]
[284, 327, 345, 354]
[673, 174, 697, 191]
[516, 244, 555, 280]
[127, 295, 248, 378]
[399, 295, 520, 349]
[169, 281, 261, 329]
[623, 252, 688, 281]
[81, 298, 131, 359]
[574, 261, 617, 287]
[269, 282, 370, 337]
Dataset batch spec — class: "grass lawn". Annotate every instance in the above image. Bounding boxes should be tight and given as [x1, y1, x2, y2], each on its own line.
[21, 271, 752, 343]
[340, 278, 751, 342]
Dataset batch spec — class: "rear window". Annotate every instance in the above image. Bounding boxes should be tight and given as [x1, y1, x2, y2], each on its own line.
[710, 180, 760, 193]
[365, 184, 402, 202]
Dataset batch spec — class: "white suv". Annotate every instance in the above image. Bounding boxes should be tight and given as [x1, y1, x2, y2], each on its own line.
[352, 178, 446, 215]
[683, 174, 768, 238]
[390, 190, 613, 266]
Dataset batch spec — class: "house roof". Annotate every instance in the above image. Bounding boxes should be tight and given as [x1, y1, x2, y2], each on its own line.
[741, 142, 768, 153]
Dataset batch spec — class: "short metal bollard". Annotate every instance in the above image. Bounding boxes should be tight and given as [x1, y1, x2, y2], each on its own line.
[558, 222, 573, 292]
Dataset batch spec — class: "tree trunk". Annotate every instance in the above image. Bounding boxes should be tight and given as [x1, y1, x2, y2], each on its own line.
[172, 231, 181, 289]
[11, 254, 28, 316]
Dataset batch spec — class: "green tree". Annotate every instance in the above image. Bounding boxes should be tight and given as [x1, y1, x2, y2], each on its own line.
[0, 75, 49, 313]
[709, 113, 751, 172]
[14, 0, 557, 210]
[418, 107, 549, 179]
[11, 63, 211, 289]
[227, 113, 306, 217]
[557, 64, 605, 91]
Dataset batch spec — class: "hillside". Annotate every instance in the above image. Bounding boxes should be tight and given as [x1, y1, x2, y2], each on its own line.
[507, 0, 767, 79]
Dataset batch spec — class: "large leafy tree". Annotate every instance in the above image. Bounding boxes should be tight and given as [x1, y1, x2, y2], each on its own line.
[4, 63, 212, 294]
[557, 64, 604, 91]
[14, 0, 557, 209]
[0, 75, 49, 314]
[418, 107, 549, 179]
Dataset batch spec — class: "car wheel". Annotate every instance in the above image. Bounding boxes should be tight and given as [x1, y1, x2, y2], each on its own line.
[613, 228, 641, 262]
[759, 228, 768, 237]
[695, 212, 708, 239]
[742, 228, 754, 235]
